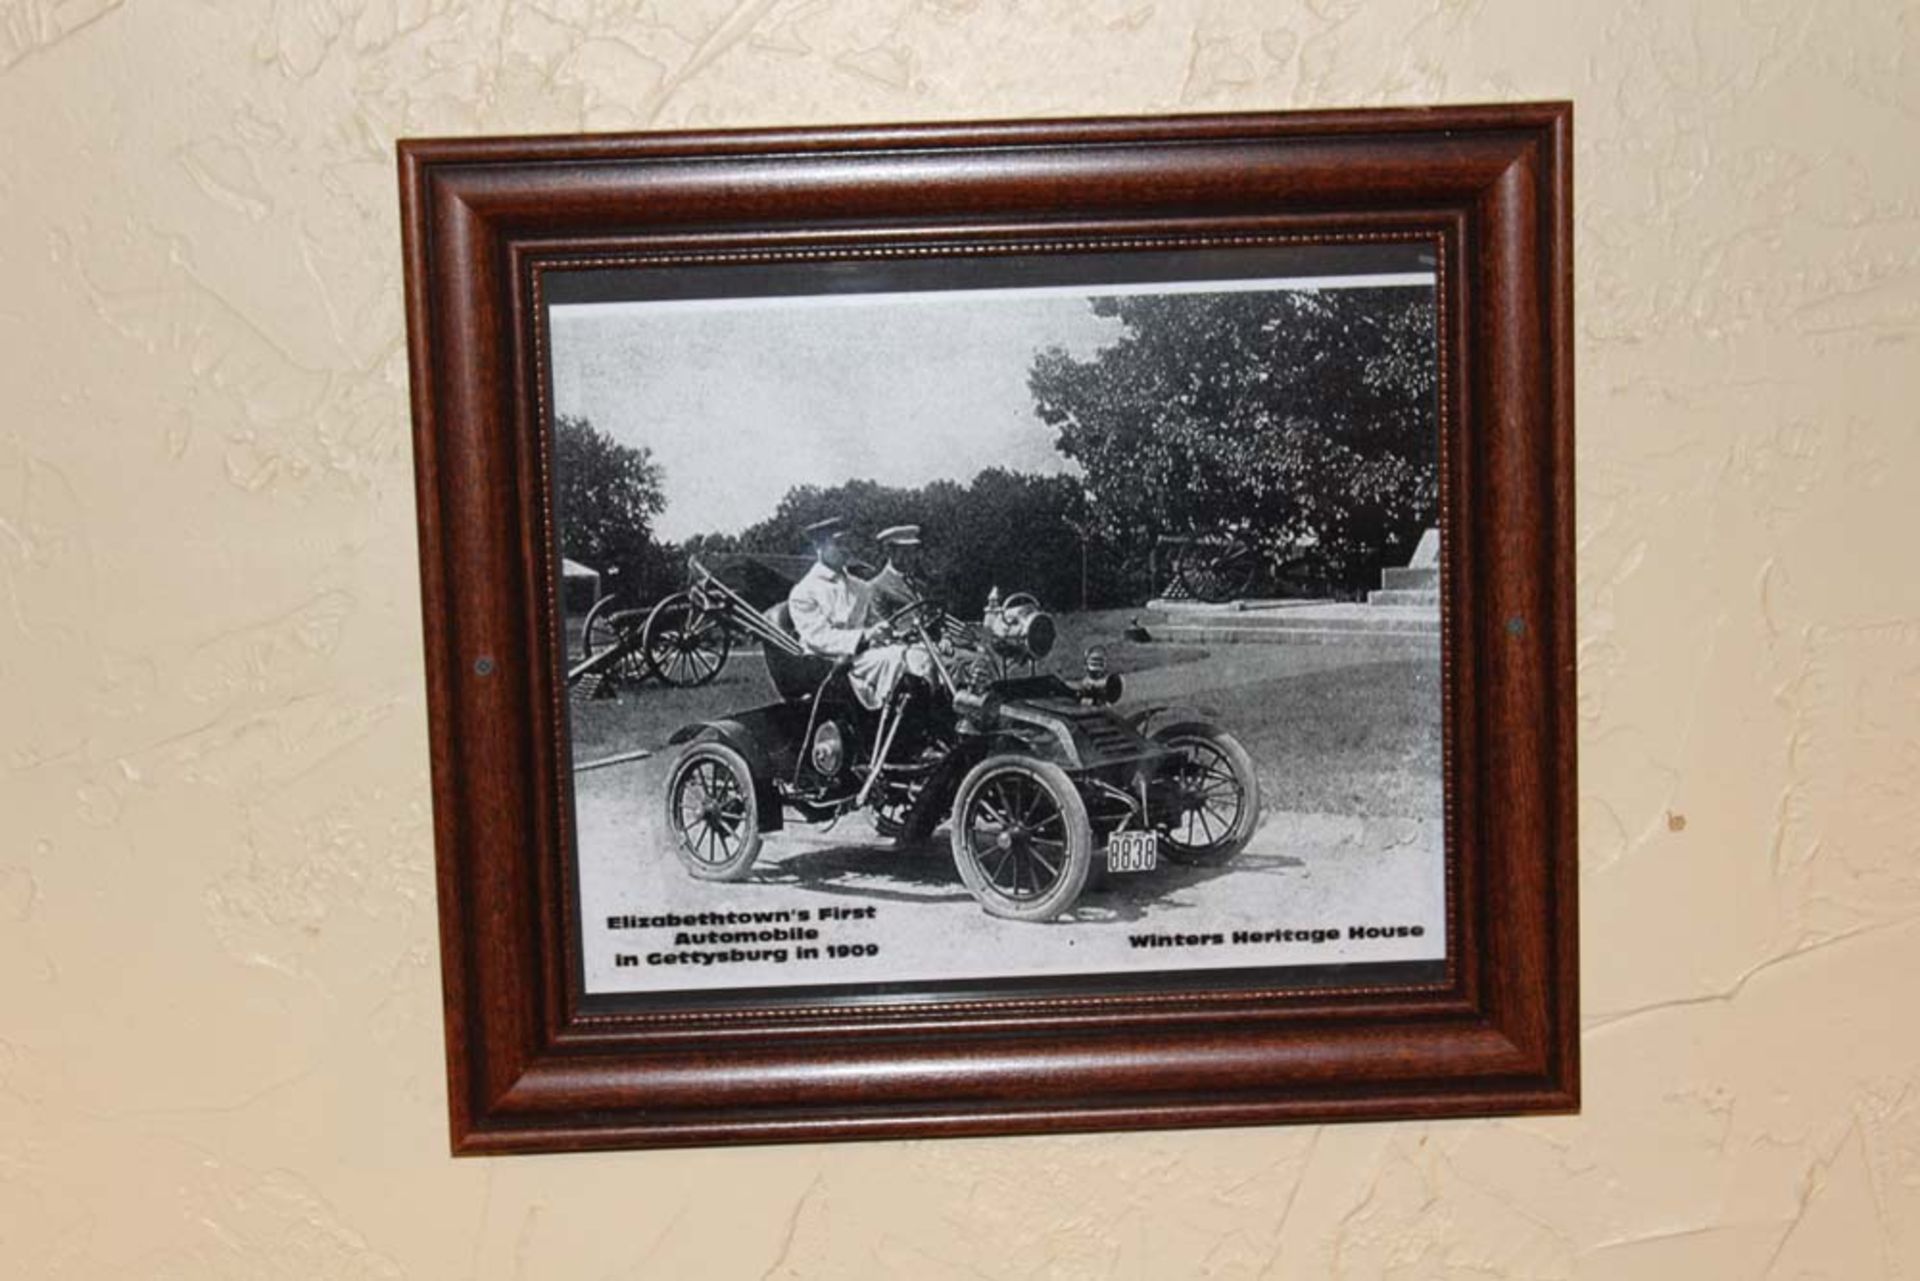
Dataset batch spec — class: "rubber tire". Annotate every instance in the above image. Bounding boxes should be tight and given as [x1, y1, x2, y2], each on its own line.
[664, 741, 763, 881]
[1150, 722, 1261, 864]
[948, 755, 1093, 922]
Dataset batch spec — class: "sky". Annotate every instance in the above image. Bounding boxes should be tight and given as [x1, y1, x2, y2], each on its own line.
[547, 274, 1432, 544]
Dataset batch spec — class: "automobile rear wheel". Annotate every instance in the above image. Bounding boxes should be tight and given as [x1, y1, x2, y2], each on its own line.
[664, 742, 762, 881]
[1151, 722, 1261, 864]
[949, 756, 1092, 921]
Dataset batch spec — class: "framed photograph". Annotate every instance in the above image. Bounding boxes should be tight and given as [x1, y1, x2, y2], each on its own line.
[399, 104, 1576, 1153]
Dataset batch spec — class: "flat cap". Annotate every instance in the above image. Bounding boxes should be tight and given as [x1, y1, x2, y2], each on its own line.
[802, 515, 849, 541]
[876, 524, 921, 546]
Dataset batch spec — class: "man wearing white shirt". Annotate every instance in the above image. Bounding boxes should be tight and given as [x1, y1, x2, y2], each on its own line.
[786, 516, 931, 711]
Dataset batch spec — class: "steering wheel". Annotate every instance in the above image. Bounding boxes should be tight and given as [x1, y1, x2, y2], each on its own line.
[869, 596, 944, 644]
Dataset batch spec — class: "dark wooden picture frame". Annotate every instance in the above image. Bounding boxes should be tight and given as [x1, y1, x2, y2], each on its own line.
[399, 103, 1576, 1153]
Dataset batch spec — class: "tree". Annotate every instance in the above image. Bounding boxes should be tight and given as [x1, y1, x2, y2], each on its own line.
[938, 468, 1106, 612]
[1028, 288, 1437, 594]
[551, 415, 669, 590]
[724, 470, 1113, 612]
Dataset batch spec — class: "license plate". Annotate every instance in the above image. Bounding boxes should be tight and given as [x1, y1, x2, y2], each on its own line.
[1105, 830, 1159, 873]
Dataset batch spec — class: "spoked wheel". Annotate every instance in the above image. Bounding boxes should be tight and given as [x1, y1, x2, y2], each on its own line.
[580, 599, 650, 691]
[1175, 534, 1259, 603]
[642, 592, 732, 687]
[1151, 722, 1261, 864]
[949, 756, 1092, 921]
[664, 742, 762, 880]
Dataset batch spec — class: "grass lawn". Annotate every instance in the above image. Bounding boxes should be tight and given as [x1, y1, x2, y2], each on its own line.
[1169, 658, 1441, 820]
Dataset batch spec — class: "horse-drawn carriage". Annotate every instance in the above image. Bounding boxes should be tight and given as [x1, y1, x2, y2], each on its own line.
[568, 553, 813, 693]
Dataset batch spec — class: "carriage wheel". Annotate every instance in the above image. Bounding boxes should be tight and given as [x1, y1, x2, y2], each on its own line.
[1174, 534, 1259, 603]
[580, 600, 649, 690]
[949, 756, 1092, 921]
[641, 593, 732, 687]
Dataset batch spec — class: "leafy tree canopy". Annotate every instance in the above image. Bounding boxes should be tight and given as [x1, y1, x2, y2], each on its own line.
[552, 415, 668, 585]
[716, 470, 1109, 613]
[1028, 288, 1437, 592]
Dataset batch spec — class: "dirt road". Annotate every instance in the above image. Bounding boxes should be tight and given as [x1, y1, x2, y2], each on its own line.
[572, 639, 1445, 997]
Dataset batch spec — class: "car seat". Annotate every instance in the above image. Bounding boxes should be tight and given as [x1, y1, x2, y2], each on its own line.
[761, 602, 857, 706]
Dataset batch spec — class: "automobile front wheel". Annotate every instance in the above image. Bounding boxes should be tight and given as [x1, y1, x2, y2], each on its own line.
[949, 756, 1092, 921]
[1151, 722, 1261, 864]
[664, 741, 763, 881]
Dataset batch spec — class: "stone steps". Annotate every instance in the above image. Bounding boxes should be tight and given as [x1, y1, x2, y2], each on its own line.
[1145, 600, 1439, 652]
[1381, 566, 1439, 590]
[1145, 596, 1338, 614]
[1150, 622, 1439, 653]
[1154, 602, 1436, 631]
[1144, 530, 1441, 652]
[1367, 587, 1440, 607]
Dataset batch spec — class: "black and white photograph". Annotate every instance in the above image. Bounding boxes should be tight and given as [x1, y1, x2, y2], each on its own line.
[543, 243, 1447, 1002]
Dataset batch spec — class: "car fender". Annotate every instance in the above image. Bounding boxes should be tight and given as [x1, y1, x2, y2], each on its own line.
[1122, 703, 1220, 736]
[984, 715, 1076, 766]
[665, 719, 785, 831]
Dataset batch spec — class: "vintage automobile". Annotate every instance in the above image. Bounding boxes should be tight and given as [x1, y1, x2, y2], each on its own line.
[660, 557, 1261, 922]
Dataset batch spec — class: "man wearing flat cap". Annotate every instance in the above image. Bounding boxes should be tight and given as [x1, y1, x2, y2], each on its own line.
[787, 516, 932, 711]
[868, 524, 923, 609]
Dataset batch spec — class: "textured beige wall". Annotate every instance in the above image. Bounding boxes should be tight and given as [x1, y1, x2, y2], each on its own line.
[3, 0, 1917, 1276]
